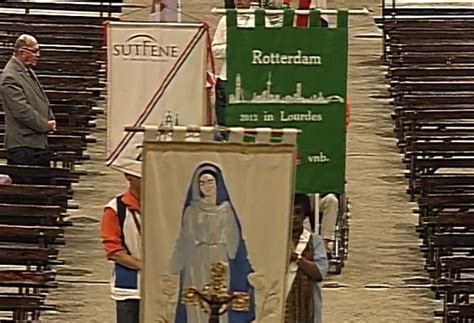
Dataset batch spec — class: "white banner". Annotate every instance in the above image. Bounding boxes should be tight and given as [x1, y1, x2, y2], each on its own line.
[142, 141, 295, 323]
[106, 22, 208, 176]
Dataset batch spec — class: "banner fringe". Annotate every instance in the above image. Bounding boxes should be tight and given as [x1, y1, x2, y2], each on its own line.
[141, 126, 300, 144]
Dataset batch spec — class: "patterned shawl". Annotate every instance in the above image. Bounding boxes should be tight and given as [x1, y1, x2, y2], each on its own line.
[284, 234, 315, 323]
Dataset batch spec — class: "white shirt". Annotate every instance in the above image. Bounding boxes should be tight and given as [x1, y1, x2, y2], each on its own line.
[106, 197, 142, 301]
[211, 14, 283, 81]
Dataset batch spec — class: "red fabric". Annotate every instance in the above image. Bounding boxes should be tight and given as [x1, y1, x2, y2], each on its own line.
[296, 0, 311, 27]
[121, 189, 140, 212]
[101, 189, 140, 259]
[206, 71, 216, 89]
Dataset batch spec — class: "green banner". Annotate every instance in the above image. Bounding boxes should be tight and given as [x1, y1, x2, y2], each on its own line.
[226, 10, 348, 194]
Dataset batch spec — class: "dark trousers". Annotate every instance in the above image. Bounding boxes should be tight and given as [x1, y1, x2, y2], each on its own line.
[215, 78, 228, 126]
[6, 147, 51, 184]
[116, 300, 139, 323]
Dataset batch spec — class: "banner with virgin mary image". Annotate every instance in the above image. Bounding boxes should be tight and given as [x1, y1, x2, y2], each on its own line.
[141, 141, 296, 323]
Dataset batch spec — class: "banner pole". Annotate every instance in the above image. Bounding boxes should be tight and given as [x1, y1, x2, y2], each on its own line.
[314, 193, 320, 234]
[211, 7, 369, 14]
[125, 125, 302, 136]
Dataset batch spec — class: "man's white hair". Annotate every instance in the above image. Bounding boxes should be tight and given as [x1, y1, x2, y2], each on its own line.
[13, 34, 37, 53]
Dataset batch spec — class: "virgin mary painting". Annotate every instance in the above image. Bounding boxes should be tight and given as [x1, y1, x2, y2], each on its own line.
[169, 162, 256, 322]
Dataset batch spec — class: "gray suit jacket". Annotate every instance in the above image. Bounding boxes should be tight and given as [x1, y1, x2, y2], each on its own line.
[1, 57, 53, 150]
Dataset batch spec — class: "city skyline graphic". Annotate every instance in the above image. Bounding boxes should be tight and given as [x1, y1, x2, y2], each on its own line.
[229, 72, 345, 105]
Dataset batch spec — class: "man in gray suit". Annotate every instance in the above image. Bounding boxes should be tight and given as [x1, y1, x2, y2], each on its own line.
[1, 34, 56, 170]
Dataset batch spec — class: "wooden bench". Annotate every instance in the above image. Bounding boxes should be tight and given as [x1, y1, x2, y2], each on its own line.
[0, 111, 96, 129]
[0, 149, 90, 170]
[420, 213, 474, 229]
[0, 1, 123, 319]
[0, 187, 70, 318]
[0, 132, 87, 150]
[0, 246, 56, 267]
[0, 203, 66, 226]
[441, 256, 474, 275]
[382, 10, 474, 322]
[0, 181, 71, 317]
[0, 294, 46, 310]
[377, 7, 474, 58]
[0, 224, 64, 246]
[0, 271, 55, 288]
[0, 0, 138, 16]
[0, 164, 79, 182]
[0, 1, 121, 12]
[435, 303, 474, 321]
[404, 141, 474, 186]
[390, 66, 474, 78]
[0, 184, 69, 209]
[0, 294, 54, 321]
[419, 213, 474, 249]
[0, 31, 103, 47]
[418, 193, 474, 211]
[426, 233, 474, 271]
[391, 81, 474, 93]
[434, 278, 474, 300]
[0, 60, 103, 76]
[392, 110, 474, 147]
[0, 164, 81, 189]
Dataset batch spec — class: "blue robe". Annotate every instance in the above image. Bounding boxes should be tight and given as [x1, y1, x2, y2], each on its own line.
[169, 163, 255, 322]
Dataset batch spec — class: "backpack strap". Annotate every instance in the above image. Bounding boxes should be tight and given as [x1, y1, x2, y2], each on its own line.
[116, 194, 131, 255]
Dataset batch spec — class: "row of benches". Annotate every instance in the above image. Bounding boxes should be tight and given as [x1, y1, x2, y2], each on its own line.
[0, 166, 76, 321]
[0, 0, 121, 320]
[380, 7, 474, 322]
